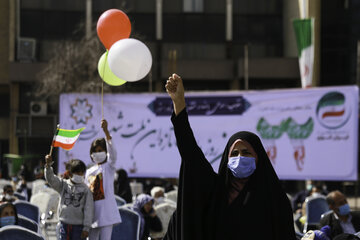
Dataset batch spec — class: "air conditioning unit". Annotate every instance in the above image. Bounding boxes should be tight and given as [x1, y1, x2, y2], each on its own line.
[30, 101, 47, 116]
[17, 37, 36, 61]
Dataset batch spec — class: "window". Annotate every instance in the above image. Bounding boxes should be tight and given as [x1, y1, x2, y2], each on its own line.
[183, 0, 203, 12]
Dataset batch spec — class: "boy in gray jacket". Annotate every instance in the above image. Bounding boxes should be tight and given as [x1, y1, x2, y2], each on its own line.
[45, 155, 93, 239]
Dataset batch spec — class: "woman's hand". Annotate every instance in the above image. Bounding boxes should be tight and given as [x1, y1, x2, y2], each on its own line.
[165, 73, 186, 115]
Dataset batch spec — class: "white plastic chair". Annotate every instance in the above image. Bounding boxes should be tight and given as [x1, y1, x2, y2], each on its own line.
[30, 189, 60, 238]
[130, 181, 143, 200]
[165, 190, 178, 203]
[31, 179, 46, 196]
[30, 188, 60, 219]
[150, 202, 176, 239]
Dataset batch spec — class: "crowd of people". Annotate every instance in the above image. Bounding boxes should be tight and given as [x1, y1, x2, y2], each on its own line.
[0, 116, 175, 240]
[0, 73, 359, 240]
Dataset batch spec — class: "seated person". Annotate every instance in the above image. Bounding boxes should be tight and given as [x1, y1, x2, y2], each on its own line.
[0, 185, 17, 203]
[151, 186, 175, 206]
[296, 182, 327, 232]
[15, 175, 31, 201]
[115, 169, 132, 203]
[133, 194, 162, 240]
[293, 180, 314, 213]
[320, 190, 360, 239]
[293, 181, 328, 213]
[0, 202, 18, 227]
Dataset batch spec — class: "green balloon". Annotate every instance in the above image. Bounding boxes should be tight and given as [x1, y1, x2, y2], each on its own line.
[98, 51, 126, 86]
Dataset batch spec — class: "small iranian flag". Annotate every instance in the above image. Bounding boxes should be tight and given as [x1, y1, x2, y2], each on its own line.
[293, 18, 314, 88]
[52, 127, 85, 150]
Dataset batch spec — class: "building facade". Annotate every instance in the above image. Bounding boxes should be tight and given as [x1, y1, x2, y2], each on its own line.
[0, 0, 358, 178]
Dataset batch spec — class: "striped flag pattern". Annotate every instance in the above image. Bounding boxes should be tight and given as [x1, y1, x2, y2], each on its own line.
[53, 128, 85, 150]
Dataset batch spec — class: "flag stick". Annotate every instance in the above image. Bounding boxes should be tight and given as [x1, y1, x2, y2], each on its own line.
[49, 124, 60, 156]
[49, 145, 54, 156]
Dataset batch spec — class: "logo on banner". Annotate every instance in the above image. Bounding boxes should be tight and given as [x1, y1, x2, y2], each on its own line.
[316, 92, 351, 129]
[257, 117, 314, 171]
[71, 98, 93, 124]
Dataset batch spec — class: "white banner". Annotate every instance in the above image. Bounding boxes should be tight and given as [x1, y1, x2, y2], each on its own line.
[59, 86, 358, 180]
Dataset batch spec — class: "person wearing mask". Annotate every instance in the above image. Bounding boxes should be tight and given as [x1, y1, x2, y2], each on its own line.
[151, 186, 175, 207]
[163, 73, 296, 240]
[45, 156, 94, 239]
[151, 186, 166, 206]
[133, 194, 163, 240]
[320, 190, 360, 239]
[292, 180, 328, 213]
[296, 182, 327, 232]
[15, 175, 31, 201]
[0, 202, 18, 227]
[86, 119, 121, 240]
[0, 185, 17, 203]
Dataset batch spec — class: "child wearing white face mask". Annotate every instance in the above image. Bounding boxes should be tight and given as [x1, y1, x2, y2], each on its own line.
[45, 156, 94, 239]
[86, 119, 121, 240]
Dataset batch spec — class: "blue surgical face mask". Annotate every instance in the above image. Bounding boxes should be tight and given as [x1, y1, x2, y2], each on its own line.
[338, 203, 351, 216]
[0, 216, 16, 227]
[227, 156, 256, 178]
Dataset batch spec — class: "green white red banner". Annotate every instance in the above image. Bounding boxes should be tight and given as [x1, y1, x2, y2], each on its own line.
[293, 18, 314, 88]
[53, 128, 85, 150]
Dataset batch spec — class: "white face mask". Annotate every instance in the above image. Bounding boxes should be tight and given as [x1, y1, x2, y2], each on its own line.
[155, 197, 165, 205]
[71, 174, 85, 184]
[4, 194, 13, 201]
[91, 152, 107, 163]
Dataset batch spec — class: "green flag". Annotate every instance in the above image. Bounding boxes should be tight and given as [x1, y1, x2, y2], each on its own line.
[293, 18, 314, 88]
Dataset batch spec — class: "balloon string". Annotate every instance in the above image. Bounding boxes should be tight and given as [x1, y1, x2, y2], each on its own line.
[101, 81, 104, 119]
[101, 52, 107, 120]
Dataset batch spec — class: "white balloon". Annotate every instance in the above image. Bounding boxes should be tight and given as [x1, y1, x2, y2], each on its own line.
[108, 38, 152, 82]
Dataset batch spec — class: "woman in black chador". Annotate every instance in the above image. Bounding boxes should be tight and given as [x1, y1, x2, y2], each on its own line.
[163, 74, 296, 240]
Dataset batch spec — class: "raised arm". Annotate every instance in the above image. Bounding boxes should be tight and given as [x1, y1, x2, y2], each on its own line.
[102, 119, 117, 169]
[166, 74, 186, 116]
[101, 119, 111, 141]
[165, 74, 214, 174]
[44, 155, 63, 193]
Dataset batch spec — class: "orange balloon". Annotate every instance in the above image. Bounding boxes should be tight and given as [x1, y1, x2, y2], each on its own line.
[97, 9, 131, 50]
